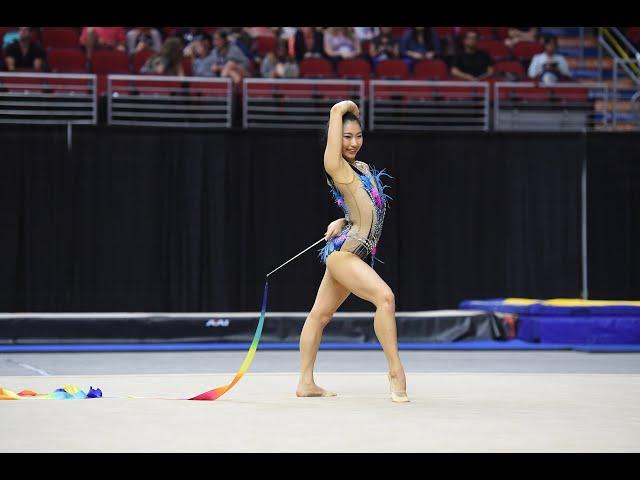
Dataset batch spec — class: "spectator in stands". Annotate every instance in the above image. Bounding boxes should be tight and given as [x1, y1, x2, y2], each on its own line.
[369, 26, 400, 66]
[3, 27, 45, 71]
[141, 37, 185, 76]
[528, 35, 571, 84]
[79, 27, 126, 59]
[323, 27, 361, 65]
[290, 27, 325, 62]
[194, 30, 250, 85]
[277, 27, 298, 40]
[246, 27, 279, 38]
[354, 27, 380, 41]
[260, 39, 300, 78]
[2, 28, 19, 49]
[187, 32, 213, 69]
[504, 27, 539, 49]
[176, 27, 208, 54]
[126, 27, 162, 55]
[228, 27, 254, 60]
[451, 30, 494, 81]
[400, 27, 441, 67]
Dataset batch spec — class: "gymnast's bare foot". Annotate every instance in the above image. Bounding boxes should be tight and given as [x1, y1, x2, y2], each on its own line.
[296, 382, 337, 397]
[388, 370, 410, 403]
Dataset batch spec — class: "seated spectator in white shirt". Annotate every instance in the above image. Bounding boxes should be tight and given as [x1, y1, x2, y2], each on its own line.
[528, 35, 571, 84]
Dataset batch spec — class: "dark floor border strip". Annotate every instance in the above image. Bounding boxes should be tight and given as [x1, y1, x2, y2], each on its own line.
[1, 340, 640, 353]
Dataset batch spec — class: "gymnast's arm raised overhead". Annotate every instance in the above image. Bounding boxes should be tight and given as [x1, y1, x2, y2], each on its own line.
[323, 100, 360, 179]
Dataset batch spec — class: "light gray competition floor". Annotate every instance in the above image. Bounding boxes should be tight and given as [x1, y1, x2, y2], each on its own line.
[1, 351, 639, 452]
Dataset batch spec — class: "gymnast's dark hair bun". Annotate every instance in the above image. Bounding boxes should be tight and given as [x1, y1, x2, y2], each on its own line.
[319, 110, 363, 146]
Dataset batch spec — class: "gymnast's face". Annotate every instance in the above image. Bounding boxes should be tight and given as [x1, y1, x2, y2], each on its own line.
[342, 121, 363, 162]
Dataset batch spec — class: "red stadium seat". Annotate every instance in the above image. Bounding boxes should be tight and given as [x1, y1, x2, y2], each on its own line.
[254, 36, 277, 56]
[42, 28, 80, 49]
[47, 48, 87, 73]
[375, 59, 409, 80]
[299, 58, 334, 78]
[90, 51, 130, 96]
[390, 27, 409, 38]
[90, 50, 130, 74]
[475, 27, 496, 40]
[495, 27, 511, 40]
[131, 49, 154, 74]
[413, 59, 448, 80]
[477, 40, 511, 62]
[493, 61, 526, 80]
[182, 57, 192, 76]
[433, 27, 454, 38]
[512, 41, 544, 61]
[337, 58, 371, 79]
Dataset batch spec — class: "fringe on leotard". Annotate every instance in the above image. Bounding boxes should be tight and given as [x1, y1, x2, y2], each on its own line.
[318, 164, 393, 268]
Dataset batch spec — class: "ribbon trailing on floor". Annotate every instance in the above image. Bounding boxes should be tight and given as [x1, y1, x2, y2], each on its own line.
[0, 280, 270, 402]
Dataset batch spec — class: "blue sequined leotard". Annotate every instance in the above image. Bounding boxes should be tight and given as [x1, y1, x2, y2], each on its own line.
[318, 160, 393, 268]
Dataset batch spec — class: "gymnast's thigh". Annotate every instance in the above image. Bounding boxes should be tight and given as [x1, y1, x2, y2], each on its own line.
[309, 267, 351, 318]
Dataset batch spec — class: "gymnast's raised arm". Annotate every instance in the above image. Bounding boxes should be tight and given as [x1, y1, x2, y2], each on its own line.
[323, 100, 360, 176]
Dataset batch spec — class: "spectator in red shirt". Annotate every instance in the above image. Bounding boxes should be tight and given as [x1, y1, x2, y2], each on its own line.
[79, 27, 126, 58]
[3, 27, 45, 71]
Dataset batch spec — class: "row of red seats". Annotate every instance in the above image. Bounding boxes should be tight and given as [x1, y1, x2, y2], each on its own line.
[0, 74, 589, 103]
[1, 27, 516, 51]
[13, 47, 531, 82]
[1, 55, 530, 96]
[300, 58, 528, 81]
[385, 27, 514, 41]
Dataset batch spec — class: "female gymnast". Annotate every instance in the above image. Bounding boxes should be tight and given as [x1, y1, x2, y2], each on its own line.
[296, 100, 409, 402]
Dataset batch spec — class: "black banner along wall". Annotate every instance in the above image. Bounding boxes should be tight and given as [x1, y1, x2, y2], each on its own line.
[0, 126, 638, 312]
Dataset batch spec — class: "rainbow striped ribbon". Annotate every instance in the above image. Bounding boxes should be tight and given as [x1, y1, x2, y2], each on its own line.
[189, 279, 269, 400]
[0, 280, 270, 402]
